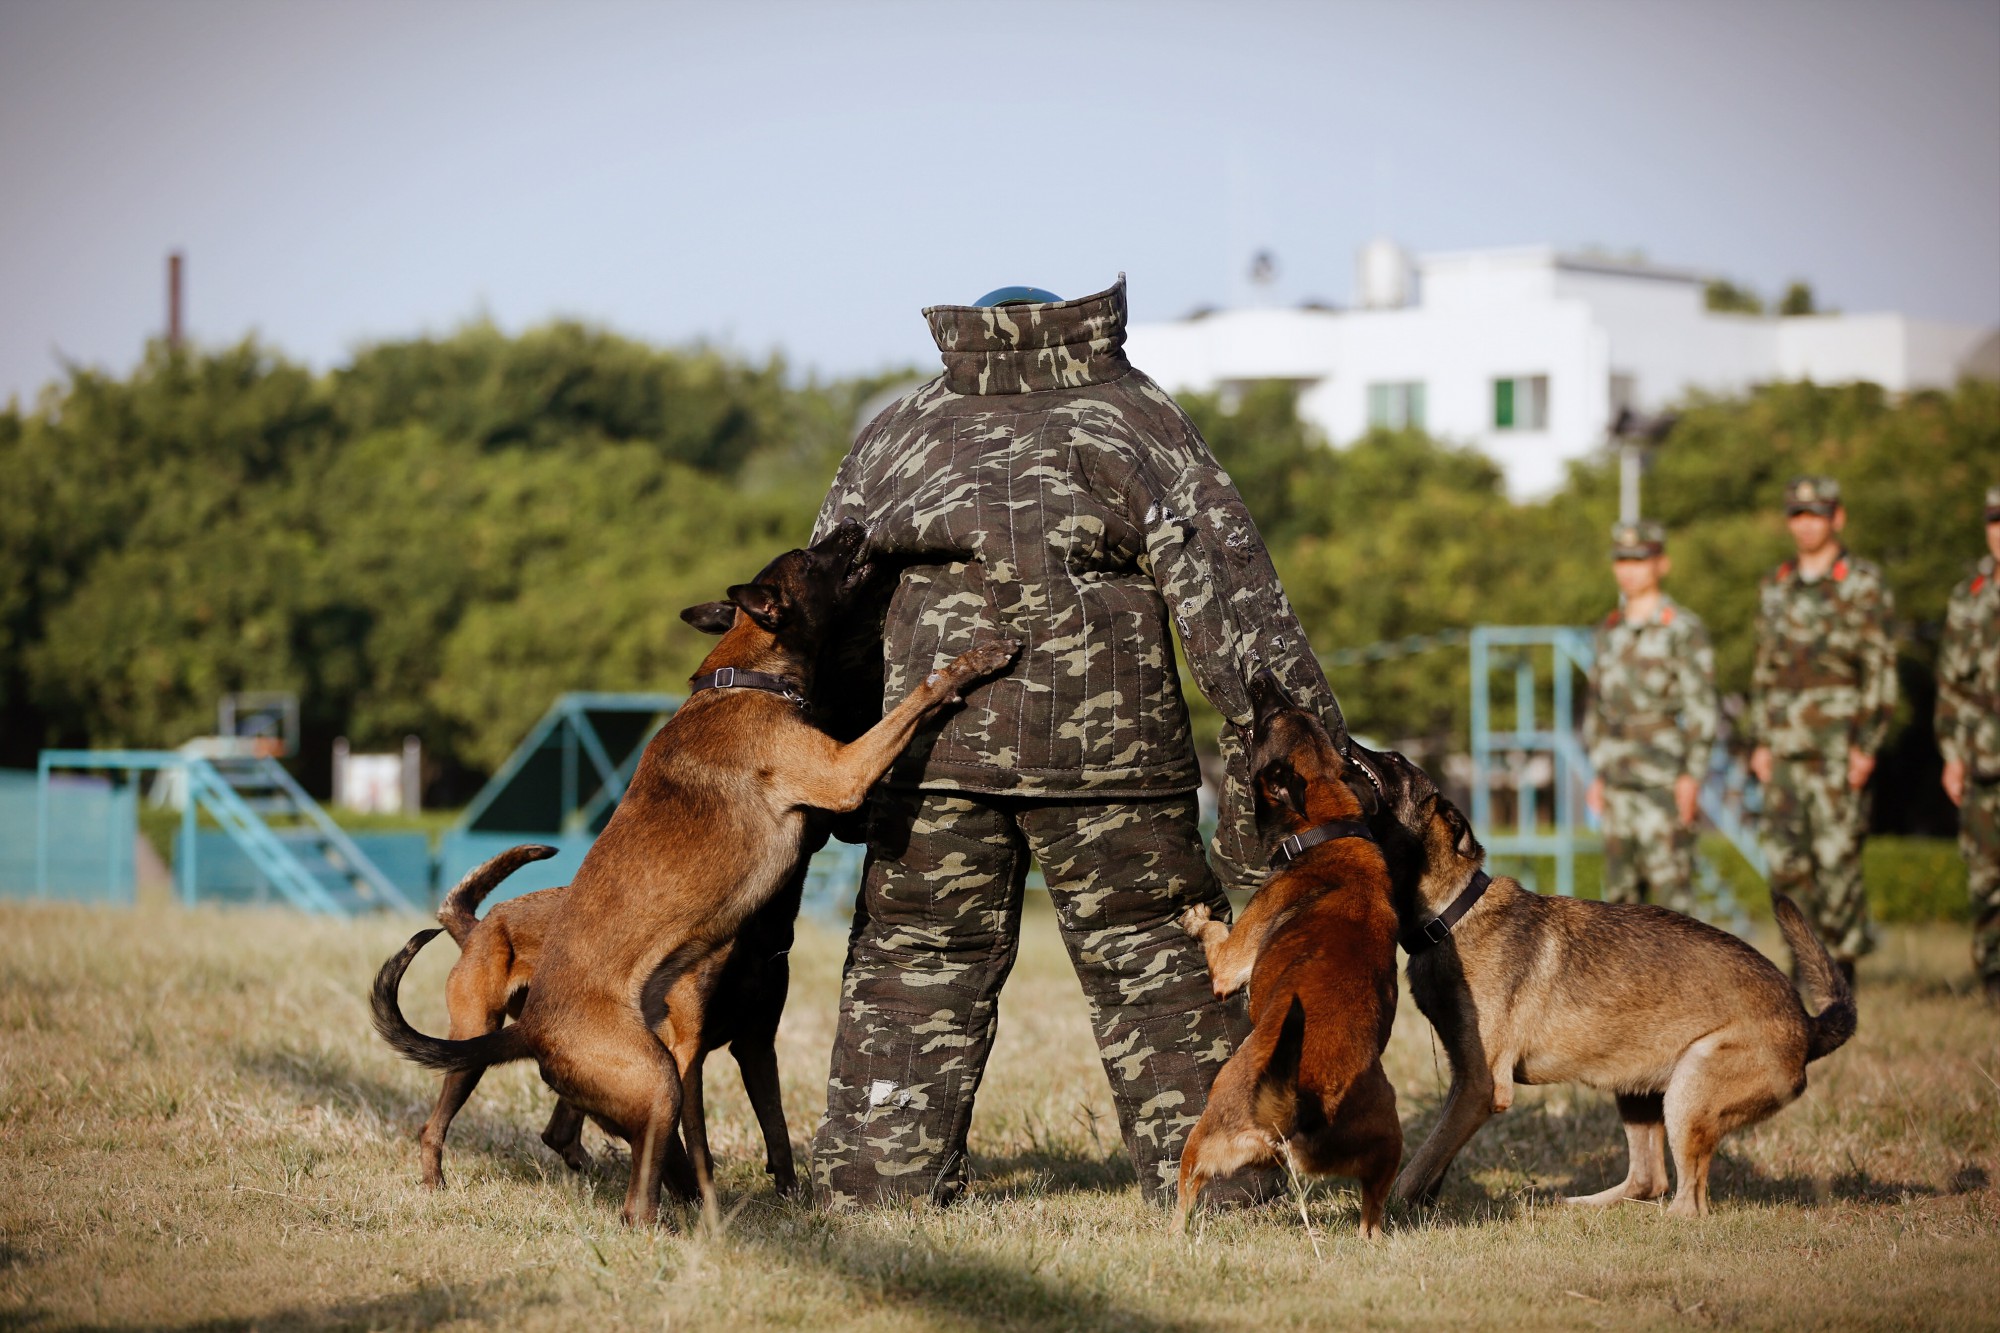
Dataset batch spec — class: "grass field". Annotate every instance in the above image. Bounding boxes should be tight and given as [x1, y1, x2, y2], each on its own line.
[2, 896, 1996, 1332]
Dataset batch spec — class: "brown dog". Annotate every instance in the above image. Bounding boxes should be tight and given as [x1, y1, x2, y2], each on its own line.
[414, 844, 583, 1190]
[1345, 743, 1855, 1216]
[411, 843, 805, 1203]
[374, 521, 1018, 1224]
[1174, 671, 1403, 1237]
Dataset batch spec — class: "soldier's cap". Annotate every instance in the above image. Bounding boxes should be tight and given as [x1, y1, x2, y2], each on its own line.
[1784, 475, 1841, 517]
[974, 285, 1063, 308]
[1985, 484, 2000, 523]
[1610, 519, 1666, 560]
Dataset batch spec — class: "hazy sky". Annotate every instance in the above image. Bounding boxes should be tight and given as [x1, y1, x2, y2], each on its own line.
[3, 0, 1997, 405]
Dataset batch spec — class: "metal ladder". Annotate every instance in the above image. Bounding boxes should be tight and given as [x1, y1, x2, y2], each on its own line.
[184, 755, 419, 915]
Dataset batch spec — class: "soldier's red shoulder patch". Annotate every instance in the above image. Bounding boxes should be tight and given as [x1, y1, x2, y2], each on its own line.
[1660, 606, 1676, 625]
[1833, 558, 1849, 581]
[1777, 560, 1795, 580]
[1603, 610, 1622, 627]
[1974, 574, 1988, 595]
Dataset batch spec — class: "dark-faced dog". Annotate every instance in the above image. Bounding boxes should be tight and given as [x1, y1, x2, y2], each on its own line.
[1346, 744, 1855, 1216]
[373, 521, 1018, 1224]
[1173, 671, 1403, 1236]
[411, 844, 805, 1204]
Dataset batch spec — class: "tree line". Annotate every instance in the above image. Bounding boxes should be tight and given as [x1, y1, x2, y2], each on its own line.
[3, 326, 1993, 827]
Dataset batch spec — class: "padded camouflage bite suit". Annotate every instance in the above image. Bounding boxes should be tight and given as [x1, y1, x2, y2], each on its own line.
[1936, 552, 2000, 987]
[808, 277, 1347, 1206]
[1749, 550, 1898, 963]
[1584, 595, 1718, 911]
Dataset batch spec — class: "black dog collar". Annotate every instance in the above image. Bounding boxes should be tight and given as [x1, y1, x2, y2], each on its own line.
[688, 666, 805, 706]
[1403, 869, 1492, 952]
[1268, 818, 1376, 869]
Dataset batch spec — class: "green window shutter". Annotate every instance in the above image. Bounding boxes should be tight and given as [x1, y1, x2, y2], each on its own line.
[1494, 378, 1515, 428]
[1409, 382, 1427, 431]
[1367, 383, 1388, 428]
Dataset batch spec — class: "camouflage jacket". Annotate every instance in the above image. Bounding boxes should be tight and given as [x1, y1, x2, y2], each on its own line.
[1937, 554, 2000, 780]
[1749, 549, 1899, 759]
[1584, 595, 1719, 788]
[813, 276, 1347, 890]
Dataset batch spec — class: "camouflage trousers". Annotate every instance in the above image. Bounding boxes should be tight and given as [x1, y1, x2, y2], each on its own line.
[1601, 783, 1696, 913]
[808, 788, 1244, 1207]
[1962, 778, 2000, 983]
[1761, 755, 1872, 962]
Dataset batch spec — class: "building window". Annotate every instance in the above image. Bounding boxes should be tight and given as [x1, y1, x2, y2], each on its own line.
[1367, 381, 1427, 431]
[1493, 375, 1549, 431]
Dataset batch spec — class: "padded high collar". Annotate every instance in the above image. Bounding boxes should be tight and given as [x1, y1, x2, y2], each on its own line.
[923, 276, 1132, 396]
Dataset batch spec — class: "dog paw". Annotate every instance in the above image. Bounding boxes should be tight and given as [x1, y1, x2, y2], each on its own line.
[1178, 903, 1212, 937]
[945, 637, 1022, 686]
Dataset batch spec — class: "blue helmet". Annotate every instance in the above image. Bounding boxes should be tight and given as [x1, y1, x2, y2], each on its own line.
[974, 285, 1063, 307]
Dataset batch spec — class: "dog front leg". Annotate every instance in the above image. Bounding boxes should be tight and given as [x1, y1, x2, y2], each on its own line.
[1392, 1067, 1494, 1205]
[1175, 904, 1248, 997]
[1179, 878, 1309, 999]
[780, 639, 1019, 812]
[540, 1098, 591, 1173]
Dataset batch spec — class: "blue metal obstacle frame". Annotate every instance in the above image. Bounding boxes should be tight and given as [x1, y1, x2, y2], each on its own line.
[1468, 626, 1764, 924]
[31, 750, 420, 916]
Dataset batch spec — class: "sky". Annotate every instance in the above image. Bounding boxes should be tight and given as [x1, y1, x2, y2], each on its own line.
[2, 0, 1997, 405]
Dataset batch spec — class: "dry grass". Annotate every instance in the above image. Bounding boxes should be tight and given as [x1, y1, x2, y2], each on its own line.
[2, 896, 1996, 1331]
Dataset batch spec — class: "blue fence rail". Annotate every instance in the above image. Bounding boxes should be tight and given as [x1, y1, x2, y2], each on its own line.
[1469, 625, 1764, 927]
[0, 769, 136, 905]
[13, 751, 421, 917]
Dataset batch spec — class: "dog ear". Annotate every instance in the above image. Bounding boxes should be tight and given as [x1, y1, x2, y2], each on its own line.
[679, 601, 737, 635]
[727, 581, 787, 632]
[1445, 803, 1483, 860]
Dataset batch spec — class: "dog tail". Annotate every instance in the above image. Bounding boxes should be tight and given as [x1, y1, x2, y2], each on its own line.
[436, 843, 559, 946]
[1251, 996, 1307, 1136]
[370, 928, 533, 1073]
[1772, 892, 1857, 1062]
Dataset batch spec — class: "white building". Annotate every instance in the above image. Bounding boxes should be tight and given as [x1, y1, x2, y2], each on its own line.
[1127, 243, 2000, 497]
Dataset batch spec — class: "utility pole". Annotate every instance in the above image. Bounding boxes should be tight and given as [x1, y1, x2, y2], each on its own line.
[1609, 407, 1677, 524]
[1619, 441, 1641, 524]
[167, 251, 184, 349]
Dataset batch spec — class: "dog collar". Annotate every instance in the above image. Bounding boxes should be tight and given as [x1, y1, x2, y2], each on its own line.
[688, 666, 805, 706]
[1268, 818, 1376, 869]
[1403, 870, 1491, 953]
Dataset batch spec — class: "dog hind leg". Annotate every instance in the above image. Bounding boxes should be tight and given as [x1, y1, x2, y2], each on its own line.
[1662, 1034, 1791, 1217]
[418, 1068, 485, 1190]
[1565, 1092, 1667, 1205]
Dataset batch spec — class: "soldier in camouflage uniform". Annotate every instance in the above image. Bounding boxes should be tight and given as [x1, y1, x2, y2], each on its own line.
[1583, 520, 1719, 913]
[1935, 485, 2000, 1003]
[807, 277, 1349, 1207]
[1749, 476, 1899, 978]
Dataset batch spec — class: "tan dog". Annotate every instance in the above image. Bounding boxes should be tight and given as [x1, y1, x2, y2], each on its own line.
[373, 521, 1018, 1224]
[1174, 671, 1402, 1237]
[1346, 743, 1856, 1216]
